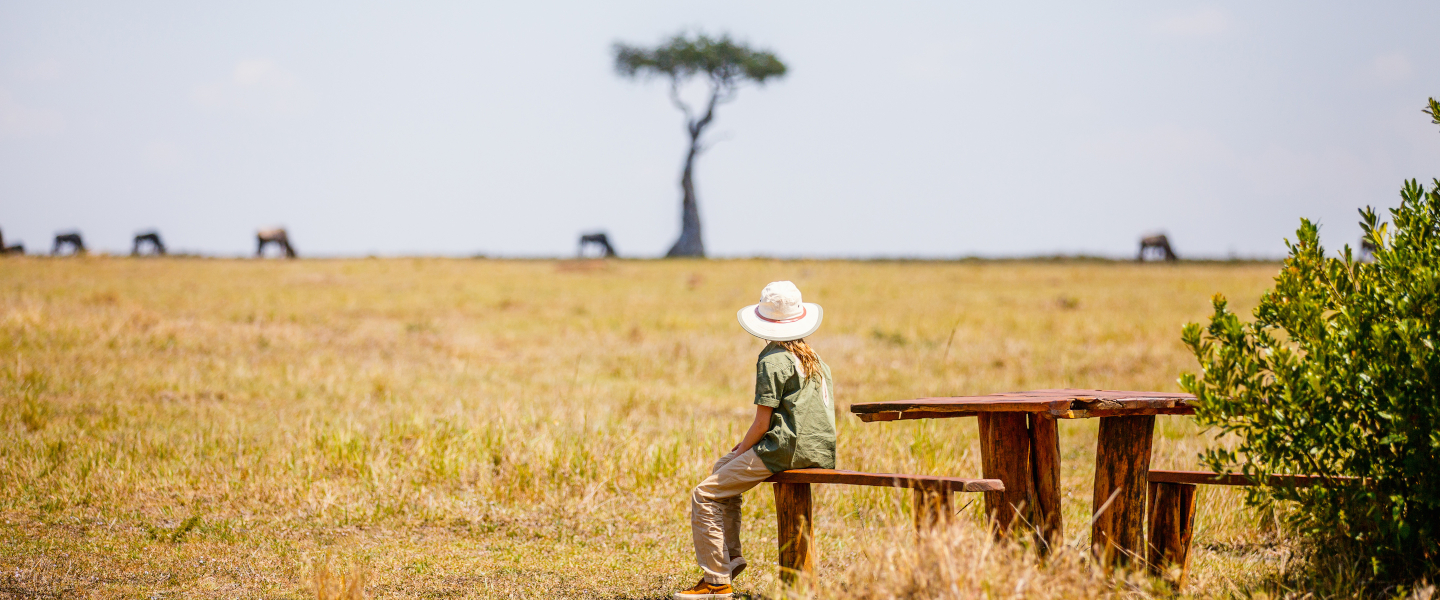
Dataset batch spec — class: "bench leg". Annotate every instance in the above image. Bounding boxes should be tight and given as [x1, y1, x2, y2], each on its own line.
[978, 413, 1035, 536]
[773, 482, 813, 585]
[1028, 413, 1064, 552]
[1147, 481, 1196, 589]
[1091, 415, 1155, 571]
[913, 487, 952, 532]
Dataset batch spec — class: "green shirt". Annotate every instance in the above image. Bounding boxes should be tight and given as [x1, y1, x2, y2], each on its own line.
[752, 342, 837, 473]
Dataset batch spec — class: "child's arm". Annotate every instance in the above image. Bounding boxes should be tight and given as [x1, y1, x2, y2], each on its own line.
[731, 405, 775, 454]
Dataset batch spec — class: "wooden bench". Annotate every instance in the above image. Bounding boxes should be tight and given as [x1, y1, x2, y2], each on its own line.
[764, 468, 1004, 583]
[1146, 469, 1360, 588]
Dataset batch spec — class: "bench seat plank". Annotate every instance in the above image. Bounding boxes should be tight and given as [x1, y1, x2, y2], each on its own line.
[1149, 469, 1359, 487]
[766, 468, 1003, 493]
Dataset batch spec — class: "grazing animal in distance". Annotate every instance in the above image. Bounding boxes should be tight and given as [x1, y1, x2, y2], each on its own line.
[0, 229, 23, 255]
[256, 228, 297, 258]
[578, 232, 617, 258]
[52, 232, 86, 256]
[1138, 234, 1177, 262]
[132, 231, 167, 256]
[1360, 238, 1377, 262]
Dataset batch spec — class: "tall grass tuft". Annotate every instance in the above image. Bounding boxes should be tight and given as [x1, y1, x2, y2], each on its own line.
[813, 522, 1151, 600]
[312, 556, 366, 600]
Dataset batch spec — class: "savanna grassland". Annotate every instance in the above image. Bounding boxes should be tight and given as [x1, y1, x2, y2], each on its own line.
[1, 257, 1316, 599]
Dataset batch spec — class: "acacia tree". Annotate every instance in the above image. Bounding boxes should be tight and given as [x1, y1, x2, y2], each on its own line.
[613, 33, 787, 257]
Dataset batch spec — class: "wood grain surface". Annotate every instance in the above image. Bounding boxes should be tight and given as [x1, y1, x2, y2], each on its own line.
[773, 482, 813, 585]
[850, 388, 1196, 421]
[765, 468, 1004, 493]
[1148, 470, 1359, 487]
[1091, 414, 1155, 570]
[1146, 481, 1197, 589]
[978, 413, 1035, 535]
[1028, 413, 1064, 551]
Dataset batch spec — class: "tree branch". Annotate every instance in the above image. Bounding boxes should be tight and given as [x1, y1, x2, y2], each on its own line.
[688, 77, 732, 141]
[693, 131, 732, 155]
[711, 73, 739, 105]
[668, 77, 695, 124]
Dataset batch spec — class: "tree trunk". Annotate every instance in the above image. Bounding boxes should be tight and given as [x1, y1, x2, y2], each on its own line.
[666, 138, 705, 257]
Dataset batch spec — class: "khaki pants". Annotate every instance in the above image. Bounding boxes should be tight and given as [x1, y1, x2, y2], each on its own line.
[690, 448, 773, 584]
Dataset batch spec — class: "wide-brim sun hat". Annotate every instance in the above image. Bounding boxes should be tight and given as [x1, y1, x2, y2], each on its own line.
[736, 280, 823, 342]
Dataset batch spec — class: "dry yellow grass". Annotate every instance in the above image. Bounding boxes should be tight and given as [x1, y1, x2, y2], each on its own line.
[0, 256, 1352, 598]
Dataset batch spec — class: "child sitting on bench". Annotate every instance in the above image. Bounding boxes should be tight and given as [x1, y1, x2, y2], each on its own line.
[676, 281, 836, 599]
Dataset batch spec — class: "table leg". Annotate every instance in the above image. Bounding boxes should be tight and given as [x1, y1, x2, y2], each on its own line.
[1091, 414, 1155, 570]
[978, 413, 1035, 535]
[1028, 413, 1063, 552]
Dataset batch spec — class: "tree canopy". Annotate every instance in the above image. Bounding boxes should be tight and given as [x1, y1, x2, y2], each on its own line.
[613, 33, 786, 90]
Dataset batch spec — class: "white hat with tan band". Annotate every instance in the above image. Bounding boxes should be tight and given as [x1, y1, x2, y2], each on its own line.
[736, 281, 824, 342]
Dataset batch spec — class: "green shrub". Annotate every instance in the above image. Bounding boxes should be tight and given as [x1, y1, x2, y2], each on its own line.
[1179, 99, 1440, 580]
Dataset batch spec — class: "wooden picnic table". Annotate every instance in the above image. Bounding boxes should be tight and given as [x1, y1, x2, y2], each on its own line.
[850, 388, 1196, 568]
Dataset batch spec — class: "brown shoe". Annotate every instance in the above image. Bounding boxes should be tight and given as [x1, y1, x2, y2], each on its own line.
[673, 578, 733, 599]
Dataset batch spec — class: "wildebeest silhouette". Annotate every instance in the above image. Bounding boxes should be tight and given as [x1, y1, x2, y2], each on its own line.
[1360, 238, 1377, 262]
[132, 231, 166, 256]
[1138, 234, 1177, 262]
[578, 232, 617, 258]
[256, 228, 296, 258]
[52, 232, 86, 256]
[0, 229, 23, 255]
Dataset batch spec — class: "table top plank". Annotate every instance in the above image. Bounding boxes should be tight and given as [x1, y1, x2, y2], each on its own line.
[850, 389, 1196, 420]
[850, 397, 1073, 414]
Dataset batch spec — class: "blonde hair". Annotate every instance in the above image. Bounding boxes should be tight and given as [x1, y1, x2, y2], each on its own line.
[777, 338, 823, 383]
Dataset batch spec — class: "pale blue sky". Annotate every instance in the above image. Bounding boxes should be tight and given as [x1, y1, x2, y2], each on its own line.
[1, 2, 1437, 258]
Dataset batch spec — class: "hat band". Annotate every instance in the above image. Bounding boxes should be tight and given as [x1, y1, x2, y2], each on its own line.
[756, 305, 807, 324]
